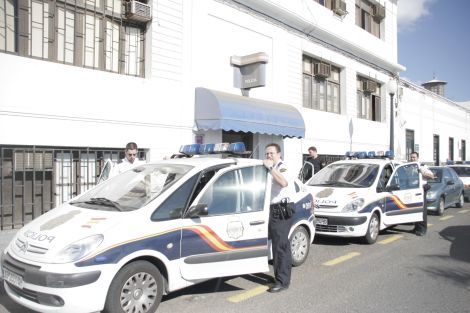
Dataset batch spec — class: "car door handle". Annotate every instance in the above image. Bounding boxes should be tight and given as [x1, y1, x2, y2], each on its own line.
[250, 220, 265, 226]
[415, 193, 422, 196]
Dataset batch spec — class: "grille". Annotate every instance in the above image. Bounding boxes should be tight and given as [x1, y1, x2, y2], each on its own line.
[15, 238, 48, 255]
[316, 225, 347, 233]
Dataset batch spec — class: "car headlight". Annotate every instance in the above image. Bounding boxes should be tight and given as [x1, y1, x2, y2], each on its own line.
[52, 234, 103, 264]
[426, 191, 436, 200]
[342, 198, 365, 213]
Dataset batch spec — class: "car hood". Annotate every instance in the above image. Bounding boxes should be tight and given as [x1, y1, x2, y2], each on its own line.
[304, 186, 373, 213]
[8, 203, 123, 263]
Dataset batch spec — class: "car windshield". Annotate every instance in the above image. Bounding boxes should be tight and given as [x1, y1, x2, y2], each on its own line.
[449, 166, 470, 177]
[307, 163, 379, 188]
[428, 168, 443, 183]
[70, 164, 193, 212]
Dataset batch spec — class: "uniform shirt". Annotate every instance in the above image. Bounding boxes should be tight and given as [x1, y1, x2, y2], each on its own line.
[419, 163, 433, 184]
[270, 160, 295, 204]
[110, 158, 145, 177]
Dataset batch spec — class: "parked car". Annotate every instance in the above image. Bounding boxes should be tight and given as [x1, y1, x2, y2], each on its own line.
[426, 166, 465, 215]
[1, 143, 315, 313]
[447, 165, 470, 202]
[304, 155, 424, 244]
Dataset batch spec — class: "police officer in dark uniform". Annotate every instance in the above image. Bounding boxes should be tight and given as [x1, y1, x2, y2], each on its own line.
[263, 143, 295, 293]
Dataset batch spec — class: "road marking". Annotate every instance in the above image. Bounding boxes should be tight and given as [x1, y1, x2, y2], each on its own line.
[439, 215, 454, 221]
[322, 252, 361, 266]
[227, 285, 269, 303]
[458, 209, 469, 214]
[378, 234, 403, 244]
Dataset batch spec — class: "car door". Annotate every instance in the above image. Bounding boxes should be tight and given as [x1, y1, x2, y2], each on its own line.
[383, 163, 423, 225]
[179, 165, 270, 280]
[442, 168, 457, 205]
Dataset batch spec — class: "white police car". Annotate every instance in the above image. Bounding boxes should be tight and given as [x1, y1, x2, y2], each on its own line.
[1, 143, 314, 313]
[305, 151, 424, 244]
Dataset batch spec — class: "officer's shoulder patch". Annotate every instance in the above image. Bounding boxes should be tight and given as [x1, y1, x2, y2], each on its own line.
[280, 168, 287, 173]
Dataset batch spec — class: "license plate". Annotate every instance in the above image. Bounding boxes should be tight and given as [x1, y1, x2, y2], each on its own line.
[316, 217, 328, 225]
[2, 267, 24, 289]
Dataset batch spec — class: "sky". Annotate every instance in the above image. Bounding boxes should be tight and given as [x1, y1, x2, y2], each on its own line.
[397, 0, 470, 102]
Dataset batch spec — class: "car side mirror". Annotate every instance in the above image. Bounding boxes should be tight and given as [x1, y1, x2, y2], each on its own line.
[185, 203, 208, 218]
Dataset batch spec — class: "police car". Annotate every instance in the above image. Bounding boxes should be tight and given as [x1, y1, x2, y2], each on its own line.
[1, 143, 314, 313]
[304, 151, 424, 244]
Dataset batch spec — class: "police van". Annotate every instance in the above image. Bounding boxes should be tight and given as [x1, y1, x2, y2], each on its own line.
[304, 151, 424, 244]
[1, 143, 314, 313]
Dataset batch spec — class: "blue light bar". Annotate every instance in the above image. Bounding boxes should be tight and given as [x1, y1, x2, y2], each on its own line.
[345, 151, 353, 157]
[200, 143, 215, 154]
[355, 151, 367, 159]
[384, 150, 394, 158]
[179, 144, 201, 155]
[367, 151, 376, 158]
[228, 142, 246, 154]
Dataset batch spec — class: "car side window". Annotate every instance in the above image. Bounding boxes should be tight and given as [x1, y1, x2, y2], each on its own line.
[443, 169, 452, 183]
[377, 164, 393, 192]
[198, 166, 267, 215]
[390, 164, 419, 190]
[151, 174, 198, 221]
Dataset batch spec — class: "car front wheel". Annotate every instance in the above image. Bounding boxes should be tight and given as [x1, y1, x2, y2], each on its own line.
[363, 213, 379, 244]
[104, 260, 163, 313]
[290, 226, 310, 267]
[456, 193, 464, 208]
[437, 198, 445, 216]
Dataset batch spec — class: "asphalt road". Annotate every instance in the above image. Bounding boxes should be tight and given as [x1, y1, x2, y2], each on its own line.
[1, 204, 470, 313]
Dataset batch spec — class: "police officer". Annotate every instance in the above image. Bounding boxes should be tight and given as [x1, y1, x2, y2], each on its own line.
[110, 142, 145, 177]
[263, 143, 295, 293]
[410, 151, 434, 236]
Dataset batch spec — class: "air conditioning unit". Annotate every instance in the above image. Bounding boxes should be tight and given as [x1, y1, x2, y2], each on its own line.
[363, 80, 378, 93]
[373, 3, 386, 20]
[332, 0, 347, 16]
[124, 0, 152, 23]
[313, 63, 331, 78]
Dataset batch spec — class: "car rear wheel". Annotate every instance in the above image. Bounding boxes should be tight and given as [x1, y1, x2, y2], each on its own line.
[290, 226, 310, 267]
[437, 198, 445, 216]
[363, 213, 379, 244]
[104, 260, 163, 313]
[455, 193, 464, 208]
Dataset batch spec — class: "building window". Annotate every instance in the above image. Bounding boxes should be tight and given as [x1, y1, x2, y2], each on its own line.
[0, 0, 148, 77]
[357, 76, 381, 121]
[406, 129, 415, 161]
[433, 134, 440, 165]
[302, 55, 341, 114]
[355, 0, 382, 38]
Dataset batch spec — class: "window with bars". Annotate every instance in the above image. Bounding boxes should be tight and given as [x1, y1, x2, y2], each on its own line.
[355, 0, 381, 38]
[356, 76, 381, 121]
[0, 0, 147, 77]
[302, 55, 341, 114]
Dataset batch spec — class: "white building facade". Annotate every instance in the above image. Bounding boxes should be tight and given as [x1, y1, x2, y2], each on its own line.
[0, 0, 469, 228]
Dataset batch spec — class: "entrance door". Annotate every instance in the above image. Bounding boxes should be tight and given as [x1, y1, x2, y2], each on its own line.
[180, 165, 270, 280]
[383, 163, 423, 225]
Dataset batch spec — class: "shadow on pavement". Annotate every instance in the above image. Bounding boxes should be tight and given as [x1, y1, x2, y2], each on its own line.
[439, 225, 470, 263]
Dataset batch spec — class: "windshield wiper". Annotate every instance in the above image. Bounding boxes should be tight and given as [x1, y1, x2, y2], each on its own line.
[70, 197, 124, 211]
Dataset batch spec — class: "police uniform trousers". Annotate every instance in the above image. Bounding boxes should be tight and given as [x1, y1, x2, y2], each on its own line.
[269, 206, 293, 287]
[414, 184, 429, 234]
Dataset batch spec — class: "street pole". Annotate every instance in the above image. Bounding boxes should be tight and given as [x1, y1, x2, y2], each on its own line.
[388, 78, 397, 156]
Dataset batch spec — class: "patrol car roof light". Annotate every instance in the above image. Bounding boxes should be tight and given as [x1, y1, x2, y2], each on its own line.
[179, 144, 201, 155]
[228, 142, 246, 154]
[214, 143, 231, 153]
[355, 151, 367, 159]
[384, 150, 394, 158]
[200, 143, 215, 154]
[367, 151, 376, 158]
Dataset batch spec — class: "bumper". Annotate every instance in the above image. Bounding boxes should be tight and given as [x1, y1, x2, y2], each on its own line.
[426, 199, 439, 211]
[2, 252, 112, 313]
[314, 214, 368, 237]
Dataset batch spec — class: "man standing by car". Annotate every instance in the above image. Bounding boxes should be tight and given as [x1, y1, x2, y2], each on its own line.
[263, 143, 295, 293]
[111, 142, 145, 177]
[302, 146, 322, 181]
[410, 151, 434, 236]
